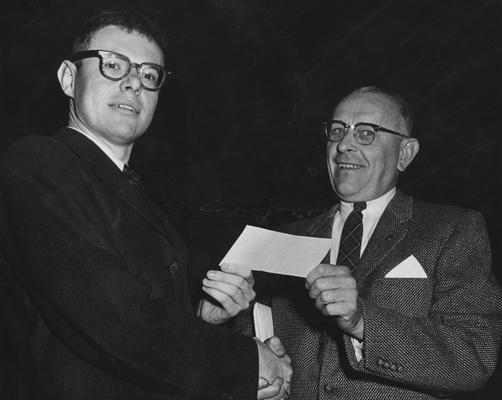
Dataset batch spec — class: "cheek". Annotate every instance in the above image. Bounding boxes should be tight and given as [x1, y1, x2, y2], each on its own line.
[143, 95, 159, 120]
[77, 82, 103, 109]
[75, 88, 96, 120]
[326, 143, 337, 162]
[326, 147, 337, 175]
[372, 148, 399, 182]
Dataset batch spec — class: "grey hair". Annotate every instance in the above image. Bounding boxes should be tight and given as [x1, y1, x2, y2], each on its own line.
[347, 85, 414, 137]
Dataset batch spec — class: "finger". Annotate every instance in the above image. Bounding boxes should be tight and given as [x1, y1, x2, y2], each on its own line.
[203, 278, 255, 306]
[284, 359, 293, 381]
[258, 377, 270, 389]
[318, 287, 358, 306]
[207, 269, 250, 289]
[308, 275, 356, 298]
[206, 270, 256, 300]
[313, 287, 347, 307]
[264, 336, 286, 357]
[220, 262, 254, 284]
[257, 377, 283, 400]
[321, 300, 354, 317]
[201, 287, 241, 316]
[316, 295, 342, 314]
[308, 277, 339, 298]
[305, 264, 350, 288]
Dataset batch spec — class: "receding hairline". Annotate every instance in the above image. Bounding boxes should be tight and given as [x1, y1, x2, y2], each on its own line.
[336, 86, 414, 137]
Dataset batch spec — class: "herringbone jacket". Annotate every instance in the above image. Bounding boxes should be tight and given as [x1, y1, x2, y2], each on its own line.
[236, 191, 502, 399]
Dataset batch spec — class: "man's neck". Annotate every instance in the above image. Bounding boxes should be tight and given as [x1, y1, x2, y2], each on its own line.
[340, 187, 397, 210]
[67, 124, 129, 171]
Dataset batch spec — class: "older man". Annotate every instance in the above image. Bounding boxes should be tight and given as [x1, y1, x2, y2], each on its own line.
[0, 10, 291, 400]
[235, 86, 502, 399]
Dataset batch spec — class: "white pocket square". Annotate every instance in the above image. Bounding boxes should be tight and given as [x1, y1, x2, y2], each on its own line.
[385, 255, 427, 278]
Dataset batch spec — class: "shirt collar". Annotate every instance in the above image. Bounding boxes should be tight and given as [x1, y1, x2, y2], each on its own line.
[339, 187, 396, 218]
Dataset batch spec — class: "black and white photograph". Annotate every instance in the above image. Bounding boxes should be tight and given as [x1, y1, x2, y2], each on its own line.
[1, 1, 501, 399]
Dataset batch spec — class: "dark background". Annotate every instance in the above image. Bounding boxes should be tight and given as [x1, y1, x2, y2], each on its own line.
[1, 0, 501, 398]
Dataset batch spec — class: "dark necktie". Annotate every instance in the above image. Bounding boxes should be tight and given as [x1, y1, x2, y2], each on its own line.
[122, 164, 145, 193]
[336, 201, 366, 270]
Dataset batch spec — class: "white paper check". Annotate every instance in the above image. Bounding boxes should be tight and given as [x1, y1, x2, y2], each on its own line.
[219, 225, 331, 277]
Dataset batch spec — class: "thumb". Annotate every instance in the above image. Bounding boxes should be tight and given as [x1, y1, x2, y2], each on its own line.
[264, 336, 286, 357]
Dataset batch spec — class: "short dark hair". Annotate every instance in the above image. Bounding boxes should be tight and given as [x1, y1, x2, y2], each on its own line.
[72, 10, 167, 57]
[347, 86, 414, 136]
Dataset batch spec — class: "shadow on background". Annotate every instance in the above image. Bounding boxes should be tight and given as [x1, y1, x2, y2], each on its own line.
[1, 0, 501, 398]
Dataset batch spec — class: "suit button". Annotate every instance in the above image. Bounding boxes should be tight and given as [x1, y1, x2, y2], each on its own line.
[377, 358, 385, 366]
[324, 383, 335, 393]
[390, 363, 397, 371]
[384, 362, 391, 369]
[397, 365, 404, 372]
[169, 262, 179, 274]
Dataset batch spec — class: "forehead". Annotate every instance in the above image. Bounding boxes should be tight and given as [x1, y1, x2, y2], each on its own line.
[87, 25, 164, 65]
[332, 93, 402, 127]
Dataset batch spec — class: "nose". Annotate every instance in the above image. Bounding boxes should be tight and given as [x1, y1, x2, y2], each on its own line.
[120, 67, 142, 94]
[337, 127, 357, 153]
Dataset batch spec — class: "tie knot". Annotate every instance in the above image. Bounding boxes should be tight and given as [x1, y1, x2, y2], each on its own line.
[123, 164, 142, 185]
[353, 201, 367, 211]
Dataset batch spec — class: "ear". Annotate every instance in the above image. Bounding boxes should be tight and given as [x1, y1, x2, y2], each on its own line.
[57, 60, 76, 98]
[397, 138, 419, 172]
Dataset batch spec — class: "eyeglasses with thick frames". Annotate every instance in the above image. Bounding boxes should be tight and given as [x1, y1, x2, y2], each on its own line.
[69, 49, 172, 91]
[323, 120, 408, 145]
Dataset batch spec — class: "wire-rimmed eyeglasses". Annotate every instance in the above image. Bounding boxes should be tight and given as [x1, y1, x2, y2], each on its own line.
[323, 120, 408, 145]
[69, 49, 172, 91]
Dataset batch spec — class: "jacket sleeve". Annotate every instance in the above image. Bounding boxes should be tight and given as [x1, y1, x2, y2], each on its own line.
[0, 137, 258, 400]
[345, 209, 502, 396]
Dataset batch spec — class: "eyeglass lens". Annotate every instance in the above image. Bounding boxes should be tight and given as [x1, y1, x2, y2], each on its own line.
[100, 52, 164, 90]
[327, 122, 376, 145]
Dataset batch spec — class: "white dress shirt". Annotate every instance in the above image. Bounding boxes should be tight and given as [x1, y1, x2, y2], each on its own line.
[329, 187, 397, 361]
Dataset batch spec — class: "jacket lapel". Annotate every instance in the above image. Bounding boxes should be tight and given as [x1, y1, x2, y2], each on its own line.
[286, 192, 412, 283]
[304, 204, 339, 239]
[54, 128, 173, 241]
[355, 190, 413, 283]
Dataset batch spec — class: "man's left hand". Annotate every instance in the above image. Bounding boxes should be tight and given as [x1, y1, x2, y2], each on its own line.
[305, 264, 364, 340]
[198, 263, 255, 325]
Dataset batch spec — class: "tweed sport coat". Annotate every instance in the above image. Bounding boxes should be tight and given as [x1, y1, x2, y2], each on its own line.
[237, 191, 502, 399]
[0, 128, 258, 400]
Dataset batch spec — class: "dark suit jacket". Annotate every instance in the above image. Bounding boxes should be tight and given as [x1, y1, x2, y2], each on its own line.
[238, 191, 502, 399]
[0, 128, 257, 400]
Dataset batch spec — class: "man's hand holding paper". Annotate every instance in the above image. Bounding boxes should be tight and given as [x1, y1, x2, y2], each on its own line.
[198, 263, 256, 325]
[306, 264, 364, 340]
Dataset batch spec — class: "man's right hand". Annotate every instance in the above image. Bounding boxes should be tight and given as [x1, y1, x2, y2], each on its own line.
[255, 337, 292, 400]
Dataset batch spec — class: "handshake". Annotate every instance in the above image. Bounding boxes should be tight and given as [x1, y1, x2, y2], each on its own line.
[198, 263, 292, 399]
[199, 260, 366, 399]
[197, 264, 293, 400]
[256, 336, 293, 400]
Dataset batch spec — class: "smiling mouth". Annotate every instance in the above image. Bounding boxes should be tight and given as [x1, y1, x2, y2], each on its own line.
[336, 162, 363, 170]
[109, 104, 139, 114]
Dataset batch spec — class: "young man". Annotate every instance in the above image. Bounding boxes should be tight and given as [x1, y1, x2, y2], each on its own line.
[0, 11, 291, 400]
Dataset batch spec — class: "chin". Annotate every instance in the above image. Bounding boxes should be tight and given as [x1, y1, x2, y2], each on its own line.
[109, 124, 140, 138]
[334, 184, 361, 200]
